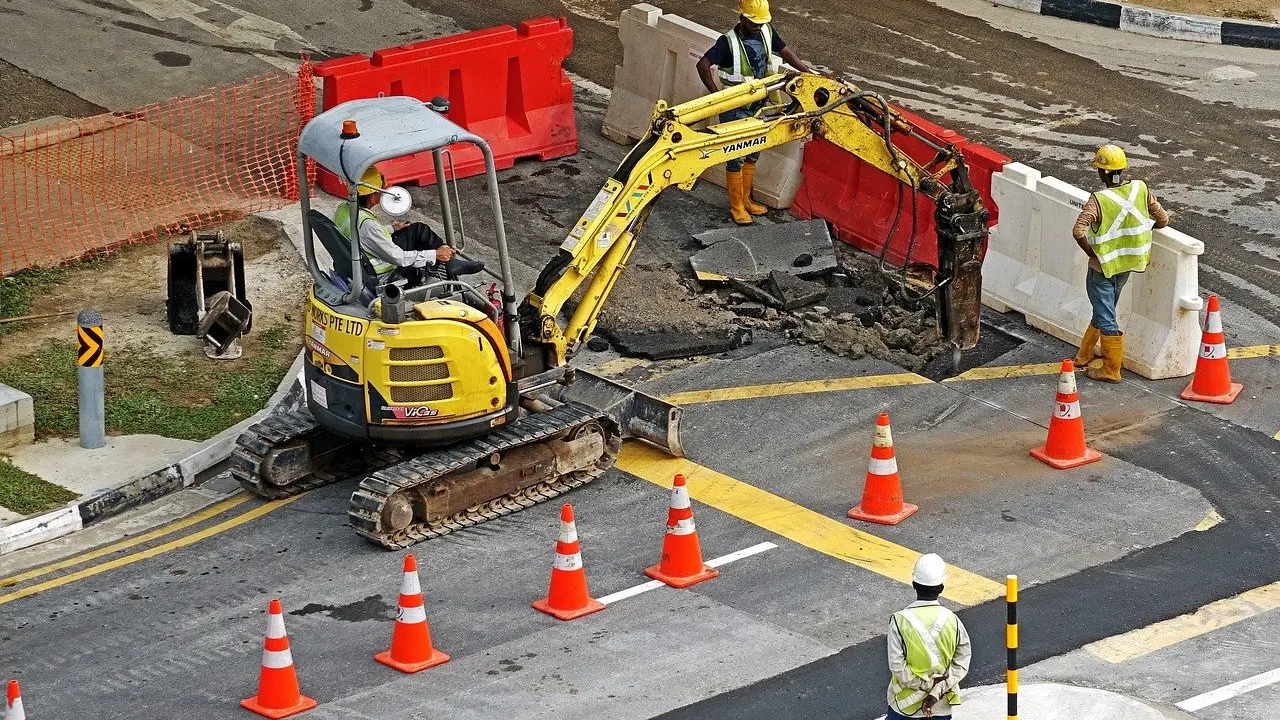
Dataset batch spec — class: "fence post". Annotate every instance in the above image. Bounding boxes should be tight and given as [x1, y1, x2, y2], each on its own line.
[76, 309, 105, 449]
[1006, 574, 1019, 720]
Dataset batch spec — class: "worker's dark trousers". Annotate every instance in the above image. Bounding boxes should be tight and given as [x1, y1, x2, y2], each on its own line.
[390, 222, 445, 287]
[886, 708, 949, 720]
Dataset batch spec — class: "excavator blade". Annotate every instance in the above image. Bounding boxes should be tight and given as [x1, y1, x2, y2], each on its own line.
[552, 368, 686, 457]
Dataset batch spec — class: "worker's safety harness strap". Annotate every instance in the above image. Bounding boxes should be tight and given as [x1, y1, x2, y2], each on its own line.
[1088, 180, 1154, 278]
[719, 25, 774, 85]
[891, 606, 962, 716]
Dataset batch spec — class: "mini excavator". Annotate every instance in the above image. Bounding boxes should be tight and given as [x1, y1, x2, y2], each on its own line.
[231, 73, 988, 549]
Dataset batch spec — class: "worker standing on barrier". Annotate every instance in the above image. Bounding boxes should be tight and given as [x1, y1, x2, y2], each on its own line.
[1072, 144, 1169, 383]
[696, 0, 812, 226]
[334, 167, 481, 287]
[886, 554, 971, 720]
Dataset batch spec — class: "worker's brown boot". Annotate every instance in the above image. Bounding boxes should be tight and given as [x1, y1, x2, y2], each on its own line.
[740, 163, 769, 216]
[726, 170, 753, 226]
[1074, 325, 1101, 369]
[1086, 332, 1123, 383]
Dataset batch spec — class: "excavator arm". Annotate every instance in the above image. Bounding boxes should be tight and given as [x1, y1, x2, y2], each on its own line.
[519, 73, 989, 368]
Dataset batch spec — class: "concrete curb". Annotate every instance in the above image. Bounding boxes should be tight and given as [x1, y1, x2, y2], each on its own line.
[992, 0, 1280, 49]
[0, 351, 305, 554]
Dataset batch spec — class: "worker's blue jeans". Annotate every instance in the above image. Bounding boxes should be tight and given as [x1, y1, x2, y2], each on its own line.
[886, 708, 948, 720]
[1085, 268, 1130, 336]
[721, 103, 764, 172]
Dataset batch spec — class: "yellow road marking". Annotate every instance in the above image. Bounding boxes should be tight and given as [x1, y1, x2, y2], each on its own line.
[0, 495, 302, 606]
[616, 443, 1005, 606]
[944, 362, 1063, 382]
[0, 493, 249, 588]
[1194, 509, 1225, 532]
[1228, 344, 1280, 360]
[664, 373, 932, 405]
[1083, 581, 1280, 664]
[1273, 430, 1280, 441]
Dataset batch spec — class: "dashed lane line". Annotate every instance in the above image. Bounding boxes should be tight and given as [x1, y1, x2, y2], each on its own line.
[0, 493, 250, 589]
[597, 542, 777, 605]
[616, 443, 1005, 606]
[1083, 580, 1280, 664]
[0, 495, 303, 606]
[1178, 667, 1280, 712]
[663, 373, 932, 405]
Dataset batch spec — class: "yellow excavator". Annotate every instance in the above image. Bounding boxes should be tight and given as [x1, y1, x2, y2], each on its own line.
[231, 72, 988, 549]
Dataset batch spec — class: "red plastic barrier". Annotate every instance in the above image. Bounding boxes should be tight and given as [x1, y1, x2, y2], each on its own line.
[313, 18, 577, 196]
[791, 107, 1008, 268]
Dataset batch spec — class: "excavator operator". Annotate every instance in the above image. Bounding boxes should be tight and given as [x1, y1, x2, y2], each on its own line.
[333, 167, 483, 288]
[696, 0, 812, 226]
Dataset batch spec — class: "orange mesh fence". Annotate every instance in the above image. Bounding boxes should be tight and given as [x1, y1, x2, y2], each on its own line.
[0, 60, 316, 276]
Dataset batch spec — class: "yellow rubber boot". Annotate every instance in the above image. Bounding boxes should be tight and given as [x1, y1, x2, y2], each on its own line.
[726, 170, 753, 226]
[741, 163, 769, 216]
[1086, 333, 1123, 383]
[1074, 325, 1101, 369]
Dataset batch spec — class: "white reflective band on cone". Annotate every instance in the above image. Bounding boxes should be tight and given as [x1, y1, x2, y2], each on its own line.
[1201, 342, 1227, 360]
[8, 698, 23, 717]
[669, 485, 691, 510]
[1059, 370, 1078, 395]
[397, 604, 427, 624]
[667, 517, 697, 536]
[400, 571, 422, 596]
[1054, 400, 1082, 420]
[553, 552, 584, 571]
[868, 456, 899, 475]
[262, 648, 294, 669]
[266, 612, 286, 640]
[558, 521, 578, 544]
[1206, 311, 1222, 333]
[874, 424, 894, 448]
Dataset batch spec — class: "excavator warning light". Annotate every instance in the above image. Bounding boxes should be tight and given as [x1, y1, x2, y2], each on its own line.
[340, 120, 360, 139]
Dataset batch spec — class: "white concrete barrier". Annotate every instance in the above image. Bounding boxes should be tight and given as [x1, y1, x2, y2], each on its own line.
[600, 4, 805, 209]
[983, 163, 1204, 379]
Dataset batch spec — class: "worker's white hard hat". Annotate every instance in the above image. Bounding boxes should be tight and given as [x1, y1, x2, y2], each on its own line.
[912, 553, 947, 586]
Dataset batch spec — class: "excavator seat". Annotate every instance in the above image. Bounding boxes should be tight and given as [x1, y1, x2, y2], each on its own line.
[309, 209, 378, 306]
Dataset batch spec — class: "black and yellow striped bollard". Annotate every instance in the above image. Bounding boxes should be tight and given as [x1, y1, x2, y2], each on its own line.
[1006, 574, 1019, 720]
[77, 309, 105, 449]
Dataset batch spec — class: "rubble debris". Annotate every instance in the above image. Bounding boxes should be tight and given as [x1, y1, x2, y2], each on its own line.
[604, 327, 753, 361]
[764, 270, 827, 311]
[728, 278, 784, 308]
[689, 219, 836, 283]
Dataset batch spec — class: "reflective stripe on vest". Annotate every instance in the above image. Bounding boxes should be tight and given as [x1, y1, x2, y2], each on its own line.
[333, 203, 396, 275]
[718, 25, 774, 85]
[1087, 180, 1154, 278]
[889, 605, 963, 715]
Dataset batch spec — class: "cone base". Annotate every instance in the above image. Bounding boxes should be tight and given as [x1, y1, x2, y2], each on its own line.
[848, 502, 918, 526]
[644, 563, 719, 589]
[1180, 382, 1243, 405]
[1030, 446, 1102, 469]
[240, 694, 318, 719]
[375, 647, 450, 674]
[533, 597, 605, 621]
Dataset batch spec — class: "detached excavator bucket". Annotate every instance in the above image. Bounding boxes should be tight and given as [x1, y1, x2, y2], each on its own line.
[554, 368, 685, 458]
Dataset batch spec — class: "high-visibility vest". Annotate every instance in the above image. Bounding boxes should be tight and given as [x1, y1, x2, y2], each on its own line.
[889, 605, 963, 716]
[717, 26, 775, 85]
[333, 203, 396, 275]
[1087, 180, 1155, 279]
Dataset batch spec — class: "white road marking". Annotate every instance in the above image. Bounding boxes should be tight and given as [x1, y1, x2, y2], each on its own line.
[596, 541, 778, 605]
[1176, 667, 1280, 712]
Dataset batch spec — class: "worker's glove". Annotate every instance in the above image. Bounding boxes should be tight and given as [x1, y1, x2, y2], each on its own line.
[436, 245, 455, 263]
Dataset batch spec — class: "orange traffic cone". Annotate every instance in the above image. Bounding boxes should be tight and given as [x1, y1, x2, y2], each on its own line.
[241, 599, 317, 719]
[533, 504, 605, 621]
[376, 554, 450, 673]
[848, 413, 918, 525]
[6, 680, 25, 720]
[1031, 360, 1102, 469]
[1181, 294, 1243, 404]
[645, 474, 719, 588]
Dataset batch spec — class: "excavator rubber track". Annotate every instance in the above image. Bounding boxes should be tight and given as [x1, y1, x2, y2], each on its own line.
[230, 407, 403, 500]
[348, 402, 617, 549]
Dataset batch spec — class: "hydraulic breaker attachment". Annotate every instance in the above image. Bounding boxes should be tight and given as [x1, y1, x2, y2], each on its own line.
[934, 163, 989, 353]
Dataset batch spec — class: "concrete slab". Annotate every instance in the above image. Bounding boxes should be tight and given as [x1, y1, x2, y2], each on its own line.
[5, 435, 198, 498]
[954, 683, 1172, 719]
[689, 219, 836, 282]
[0, 383, 34, 451]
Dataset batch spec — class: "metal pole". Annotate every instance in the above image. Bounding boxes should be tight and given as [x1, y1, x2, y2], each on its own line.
[1006, 574, 1019, 720]
[76, 309, 105, 449]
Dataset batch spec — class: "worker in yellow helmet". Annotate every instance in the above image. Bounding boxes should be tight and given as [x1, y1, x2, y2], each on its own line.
[696, 0, 812, 225]
[1071, 144, 1170, 382]
[333, 167, 481, 287]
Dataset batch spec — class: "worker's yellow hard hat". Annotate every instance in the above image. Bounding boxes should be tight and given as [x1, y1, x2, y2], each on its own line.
[738, 0, 771, 24]
[356, 167, 385, 196]
[1091, 144, 1128, 172]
